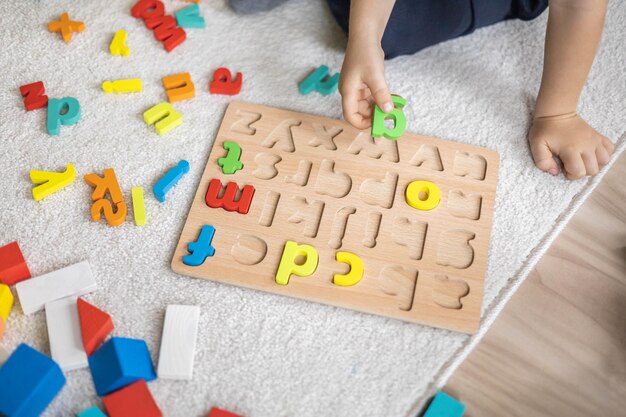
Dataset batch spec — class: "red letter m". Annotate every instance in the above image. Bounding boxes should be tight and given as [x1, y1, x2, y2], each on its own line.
[205, 179, 255, 214]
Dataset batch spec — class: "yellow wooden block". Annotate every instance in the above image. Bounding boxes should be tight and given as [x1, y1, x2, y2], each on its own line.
[110, 29, 130, 56]
[143, 102, 183, 135]
[132, 187, 146, 226]
[0, 284, 14, 322]
[405, 180, 441, 211]
[275, 241, 318, 285]
[333, 252, 364, 287]
[30, 163, 76, 202]
[102, 79, 142, 94]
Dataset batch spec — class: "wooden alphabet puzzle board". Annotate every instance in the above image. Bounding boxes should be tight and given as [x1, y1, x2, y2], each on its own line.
[172, 102, 499, 333]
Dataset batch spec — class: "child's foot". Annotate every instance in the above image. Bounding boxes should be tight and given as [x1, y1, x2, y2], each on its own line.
[528, 113, 614, 180]
[229, 0, 290, 14]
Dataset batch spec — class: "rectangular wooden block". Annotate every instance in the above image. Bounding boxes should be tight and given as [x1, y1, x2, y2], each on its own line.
[157, 304, 200, 380]
[45, 296, 88, 371]
[16, 261, 97, 315]
[171, 102, 500, 333]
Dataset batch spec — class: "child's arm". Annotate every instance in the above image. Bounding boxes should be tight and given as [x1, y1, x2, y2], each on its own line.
[529, 0, 614, 179]
[339, 0, 395, 129]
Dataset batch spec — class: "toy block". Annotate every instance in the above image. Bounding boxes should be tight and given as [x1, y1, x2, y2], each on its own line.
[423, 391, 466, 417]
[45, 296, 88, 371]
[15, 260, 97, 315]
[217, 141, 243, 174]
[153, 160, 190, 203]
[103, 380, 162, 417]
[47, 97, 80, 136]
[110, 30, 130, 56]
[102, 79, 142, 93]
[0, 241, 31, 285]
[162, 73, 195, 102]
[298, 65, 339, 96]
[0, 284, 14, 323]
[406, 180, 441, 211]
[175, 4, 205, 28]
[209, 68, 242, 96]
[131, 187, 147, 226]
[143, 102, 183, 135]
[371, 95, 407, 140]
[0, 343, 66, 417]
[157, 304, 200, 379]
[19, 81, 48, 111]
[208, 407, 244, 417]
[88, 337, 156, 396]
[78, 406, 108, 417]
[131, 0, 165, 20]
[183, 225, 215, 266]
[205, 179, 254, 214]
[275, 241, 319, 285]
[333, 252, 363, 286]
[77, 298, 114, 356]
[30, 163, 76, 201]
[48, 12, 85, 43]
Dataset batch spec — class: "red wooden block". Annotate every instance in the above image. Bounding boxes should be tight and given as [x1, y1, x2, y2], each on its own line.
[205, 179, 255, 214]
[19, 82, 48, 111]
[103, 380, 161, 417]
[209, 68, 242, 96]
[208, 407, 244, 417]
[0, 242, 31, 286]
[77, 298, 114, 356]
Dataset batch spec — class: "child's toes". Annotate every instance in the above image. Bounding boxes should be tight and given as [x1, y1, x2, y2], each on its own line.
[561, 150, 586, 180]
[582, 152, 599, 176]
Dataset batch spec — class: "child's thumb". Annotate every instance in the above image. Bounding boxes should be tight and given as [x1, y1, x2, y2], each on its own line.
[530, 140, 560, 176]
[368, 76, 394, 113]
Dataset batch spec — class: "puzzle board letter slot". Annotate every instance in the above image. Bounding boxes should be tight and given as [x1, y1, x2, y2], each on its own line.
[432, 275, 470, 309]
[328, 206, 356, 249]
[285, 160, 312, 186]
[258, 191, 280, 226]
[392, 216, 428, 260]
[359, 171, 398, 209]
[347, 132, 399, 162]
[436, 230, 476, 269]
[261, 119, 300, 152]
[314, 159, 352, 198]
[231, 235, 267, 265]
[230, 109, 261, 135]
[252, 153, 281, 180]
[377, 265, 418, 311]
[287, 196, 325, 238]
[409, 144, 443, 171]
[453, 151, 487, 180]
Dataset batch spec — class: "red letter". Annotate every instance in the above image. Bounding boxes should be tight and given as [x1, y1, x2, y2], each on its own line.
[209, 68, 242, 96]
[131, 0, 164, 20]
[20, 81, 48, 111]
[205, 179, 255, 214]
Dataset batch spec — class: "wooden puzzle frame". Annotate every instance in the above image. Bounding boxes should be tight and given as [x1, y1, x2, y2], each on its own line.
[172, 102, 499, 333]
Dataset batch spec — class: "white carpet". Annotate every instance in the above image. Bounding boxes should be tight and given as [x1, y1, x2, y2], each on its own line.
[1, 1, 624, 416]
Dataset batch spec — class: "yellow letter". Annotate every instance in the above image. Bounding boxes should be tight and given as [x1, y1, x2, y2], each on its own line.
[405, 180, 441, 211]
[333, 252, 363, 287]
[275, 241, 319, 285]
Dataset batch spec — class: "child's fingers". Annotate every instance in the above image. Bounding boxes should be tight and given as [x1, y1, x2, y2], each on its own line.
[581, 151, 599, 176]
[560, 149, 586, 180]
[596, 145, 610, 166]
[364, 74, 393, 113]
[530, 140, 560, 175]
[342, 90, 371, 130]
[601, 135, 615, 155]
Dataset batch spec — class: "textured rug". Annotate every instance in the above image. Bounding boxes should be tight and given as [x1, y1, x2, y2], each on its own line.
[0, 1, 624, 416]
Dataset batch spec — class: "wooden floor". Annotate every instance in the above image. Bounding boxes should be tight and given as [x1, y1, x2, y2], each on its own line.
[445, 151, 626, 417]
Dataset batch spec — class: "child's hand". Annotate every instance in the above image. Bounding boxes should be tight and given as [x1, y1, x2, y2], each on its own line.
[339, 37, 393, 129]
[528, 113, 614, 179]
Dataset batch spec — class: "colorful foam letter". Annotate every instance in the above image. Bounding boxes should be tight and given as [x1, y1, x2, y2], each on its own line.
[209, 68, 242, 96]
[47, 97, 80, 135]
[298, 65, 339, 96]
[131, 187, 147, 226]
[275, 241, 319, 285]
[131, 0, 186, 52]
[405, 180, 441, 211]
[20, 81, 48, 111]
[183, 225, 215, 266]
[77, 298, 114, 356]
[217, 141, 243, 174]
[110, 30, 130, 56]
[205, 179, 255, 214]
[333, 252, 364, 287]
[84, 168, 127, 227]
[48, 12, 85, 43]
[162, 73, 195, 102]
[423, 391, 466, 417]
[0, 241, 31, 286]
[371, 95, 407, 140]
[153, 160, 190, 203]
[143, 102, 182, 135]
[175, 3, 205, 28]
[0, 344, 66, 417]
[102, 79, 143, 93]
[30, 163, 76, 201]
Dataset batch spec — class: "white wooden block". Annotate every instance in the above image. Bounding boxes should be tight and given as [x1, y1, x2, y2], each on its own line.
[15, 261, 97, 315]
[0, 345, 9, 366]
[45, 296, 88, 371]
[157, 304, 200, 380]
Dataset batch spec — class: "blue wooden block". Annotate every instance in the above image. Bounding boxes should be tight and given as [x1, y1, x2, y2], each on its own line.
[153, 160, 190, 203]
[47, 97, 80, 135]
[88, 337, 156, 396]
[0, 343, 66, 417]
[423, 391, 465, 417]
[175, 4, 206, 28]
[77, 406, 107, 417]
[298, 65, 339, 96]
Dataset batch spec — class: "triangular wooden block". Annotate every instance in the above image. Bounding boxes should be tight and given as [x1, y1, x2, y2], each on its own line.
[77, 298, 114, 356]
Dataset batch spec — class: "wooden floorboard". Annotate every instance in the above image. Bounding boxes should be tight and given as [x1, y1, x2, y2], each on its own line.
[445, 152, 626, 417]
